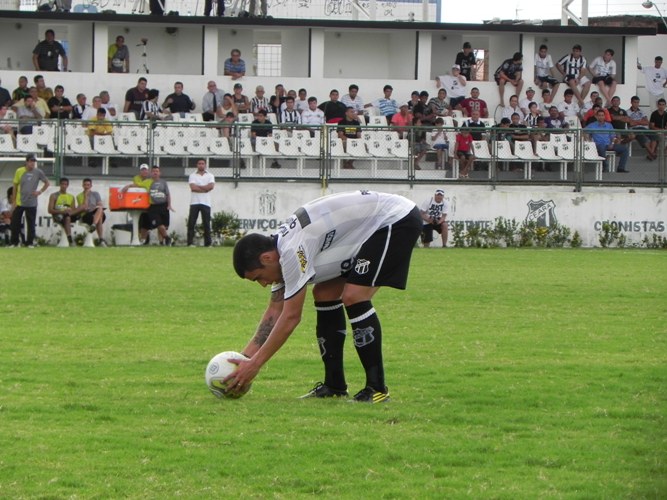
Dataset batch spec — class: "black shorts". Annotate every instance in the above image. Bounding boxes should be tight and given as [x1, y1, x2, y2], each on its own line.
[346, 206, 422, 290]
[536, 75, 559, 86]
[592, 76, 614, 86]
[421, 222, 444, 244]
[141, 204, 170, 229]
[79, 210, 106, 226]
[457, 151, 473, 159]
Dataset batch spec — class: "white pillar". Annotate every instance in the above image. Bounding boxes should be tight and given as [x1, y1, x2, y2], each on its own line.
[203, 26, 219, 76]
[93, 24, 109, 74]
[310, 28, 325, 79]
[417, 31, 432, 82]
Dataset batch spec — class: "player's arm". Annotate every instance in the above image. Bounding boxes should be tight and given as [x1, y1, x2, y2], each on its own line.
[227, 285, 307, 391]
[240, 287, 285, 358]
[47, 193, 58, 214]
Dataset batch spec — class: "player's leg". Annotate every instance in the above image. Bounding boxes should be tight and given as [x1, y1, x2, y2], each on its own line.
[201, 205, 212, 246]
[422, 224, 433, 248]
[607, 79, 617, 102]
[24, 207, 37, 246]
[497, 79, 506, 106]
[514, 78, 524, 98]
[10, 206, 25, 246]
[343, 206, 422, 402]
[440, 220, 449, 247]
[186, 204, 199, 246]
[301, 277, 348, 398]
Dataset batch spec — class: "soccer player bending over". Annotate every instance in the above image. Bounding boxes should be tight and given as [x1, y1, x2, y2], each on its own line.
[229, 190, 422, 403]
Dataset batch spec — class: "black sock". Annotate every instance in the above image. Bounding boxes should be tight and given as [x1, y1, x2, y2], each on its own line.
[67, 235, 72, 244]
[345, 301, 385, 392]
[315, 300, 347, 391]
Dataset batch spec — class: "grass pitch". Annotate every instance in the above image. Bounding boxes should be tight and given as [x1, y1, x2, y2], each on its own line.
[1, 248, 666, 498]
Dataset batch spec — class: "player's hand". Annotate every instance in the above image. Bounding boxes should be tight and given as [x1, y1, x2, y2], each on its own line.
[224, 358, 259, 395]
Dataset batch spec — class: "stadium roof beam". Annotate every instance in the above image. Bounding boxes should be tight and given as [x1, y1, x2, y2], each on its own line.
[562, 0, 589, 26]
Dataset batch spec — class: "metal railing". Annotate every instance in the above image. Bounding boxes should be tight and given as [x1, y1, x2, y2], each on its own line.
[0, 117, 665, 190]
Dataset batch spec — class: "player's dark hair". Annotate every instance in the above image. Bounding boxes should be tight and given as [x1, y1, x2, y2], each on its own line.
[539, 44, 548, 50]
[233, 233, 276, 278]
[60, 177, 69, 184]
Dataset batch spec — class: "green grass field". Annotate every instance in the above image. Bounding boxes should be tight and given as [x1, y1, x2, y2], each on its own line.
[1, 248, 666, 498]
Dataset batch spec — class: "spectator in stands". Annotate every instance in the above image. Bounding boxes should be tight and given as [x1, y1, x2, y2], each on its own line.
[428, 88, 451, 120]
[12, 76, 30, 104]
[455, 42, 477, 81]
[628, 96, 657, 160]
[494, 52, 524, 107]
[81, 95, 103, 121]
[15, 95, 42, 134]
[519, 88, 537, 117]
[10, 154, 50, 248]
[607, 96, 631, 140]
[108, 35, 130, 73]
[455, 127, 474, 179]
[540, 88, 555, 116]
[582, 97, 611, 125]
[337, 106, 361, 169]
[231, 83, 250, 114]
[301, 96, 325, 133]
[295, 88, 309, 113]
[162, 81, 195, 116]
[15, 87, 50, 119]
[589, 49, 617, 104]
[250, 85, 271, 114]
[557, 89, 581, 122]
[341, 84, 365, 114]
[202, 81, 225, 122]
[530, 116, 549, 146]
[585, 109, 629, 173]
[412, 91, 435, 125]
[224, 49, 246, 80]
[124, 77, 149, 119]
[390, 103, 413, 138]
[187, 159, 215, 248]
[72, 93, 88, 119]
[463, 109, 486, 140]
[580, 90, 600, 117]
[437, 65, 467, 109]
[204, 0, 224, 16]
[0, 79, 10, 108]
[649, 98, 667, 140]
[140, 89, 171, 121]
[33, 75, 53, 101]
[502, 95, 524, 123]
[460, 87, 488, 118]
[278, 90, 297, 114]
[140, 166, 173, 246]
[99, 91, 118, 119]
[412, 116, 427, 170]
[280, 96, 301, 126]
[47, 177, 75, 246]
[250, 109, 273, 145]
[430, 117, 449, 170]
[525, 101, 541, 128]
[534, 44, 560, 96]
[87, 108, 113, 138]
[71, 178, 107, 246]
[557, 44, 591, 106]
[47, 85, 72, 120]
[219, 112, 237, 139]
[365, 84, 399, 123]
[0, 187, 12, 244]
[420, 188, 449, 248]
[544, 106, 564, 129]
[509, 113, 530, 142]
[318, 89, 347, 124]
[32, 29, 67, 72]
[638, 56, 667, 111]
[407, 91, 420, 111]
[496, 117, 512, 141]
[270, 84, 287, 113]
[220, 93, 238, 117]
[0, 106, 14, 135]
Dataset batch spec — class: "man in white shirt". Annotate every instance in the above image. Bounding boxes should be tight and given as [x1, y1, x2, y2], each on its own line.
[436, 65, 468, 108]
[229, 190, 422, 404]
[589, 49, 617, 104]
[81, 95, 103, 121]
[519, 87, 538, 117]
[534, 44, 560, 96]
[186, 158, 215, 247]
[341, 84, 365, 114]
[420, 188, 449, 248]
[295, 88, 309, 113]
[638, 56, 667, 111]
[300, 97, 325, 130]
[557, 89, 581, 121]
[99, 91, 118, 120]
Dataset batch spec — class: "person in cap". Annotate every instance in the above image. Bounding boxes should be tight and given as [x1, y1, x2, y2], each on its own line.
[519, 87, 537, 117]
[436, 65, 467, 109]
[420, 189, 449, 248]
[494, 52, 524, 107]
[229, 190, 423, 403]
[10, 154, 50, 248]
[232, 82, 250, 113]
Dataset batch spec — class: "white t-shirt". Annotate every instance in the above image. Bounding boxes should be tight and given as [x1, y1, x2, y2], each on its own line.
[276, 191, 415, 299]
[301, 108, 325, 126]
[420, 196, 449, 221]
[188, 171, 215, 207]
[295, 98, 309, 113]
[81, 107, 99, 121]
[438, 75, 467, 98]
[100, 102, 119, 120]
[642, 65, 667, 97]
[557, 100, 581, 117]
[502, 105, 524, 121]
[534, 53, 554, 77]
[341, 94, 365, 112]
[589, 56, 616, 77]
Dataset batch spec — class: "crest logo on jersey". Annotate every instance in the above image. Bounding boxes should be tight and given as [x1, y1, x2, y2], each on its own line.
[353, 327, 375, 348]
[297, 245, 308, 273]
[354, 259, 370, 275]
[526, 199, 557, 227]
[321, 230, 336, 251]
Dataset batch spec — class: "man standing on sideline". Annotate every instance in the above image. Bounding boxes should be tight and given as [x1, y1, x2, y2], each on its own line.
[140, 166, 173, 246]
[72, 178, 107, 246]
[229, 190, 423, 403]
[47, 177, 75, 246]
[420, 188, 449, 248]
[187, 159, 215, 247]
[10, 154, 50, 248]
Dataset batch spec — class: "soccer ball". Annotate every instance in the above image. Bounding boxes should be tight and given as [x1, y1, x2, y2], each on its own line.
[205, 351, 250, 399]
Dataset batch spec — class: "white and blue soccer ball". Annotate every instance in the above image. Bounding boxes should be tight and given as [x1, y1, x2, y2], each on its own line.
[205, 351, 250, 399]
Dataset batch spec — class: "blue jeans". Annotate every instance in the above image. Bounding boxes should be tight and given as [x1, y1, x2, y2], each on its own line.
[596, 143, 629, 172]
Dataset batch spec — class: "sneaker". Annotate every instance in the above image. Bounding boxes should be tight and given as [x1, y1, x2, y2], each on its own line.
[164, 236, 173, 246]
[69, 241, 76, 247]
[27, 244, 36, 249]
[99, 240, 108, 247]
[351, 386, 390, 404]
[299, 382, 348, 399]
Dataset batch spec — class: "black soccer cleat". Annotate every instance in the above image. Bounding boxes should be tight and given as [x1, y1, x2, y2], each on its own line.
[351, 386, 390, 404]
[299, 382, 348, 399]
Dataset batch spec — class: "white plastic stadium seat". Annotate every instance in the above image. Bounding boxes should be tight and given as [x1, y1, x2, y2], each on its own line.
[583, 142, 605, 180]
[93, 135, 119, 155]
[16, 134, 42, 154]
[67, 135, 95, 154]
[513, 141, 540, 179]
[0, 134, 18, 154]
